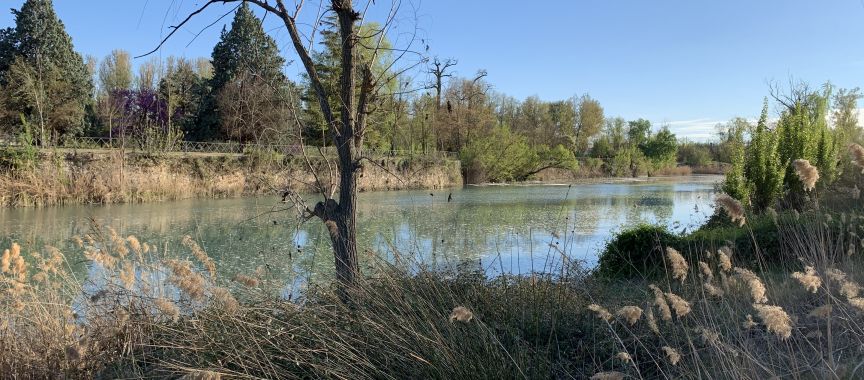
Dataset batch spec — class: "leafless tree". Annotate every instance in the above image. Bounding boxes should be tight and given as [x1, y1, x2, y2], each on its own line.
[144, 0, 420, 290]
[426, 57, 456, 110]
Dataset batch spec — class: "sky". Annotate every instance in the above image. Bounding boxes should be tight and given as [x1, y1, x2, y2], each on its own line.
[1, 0, 863, 141]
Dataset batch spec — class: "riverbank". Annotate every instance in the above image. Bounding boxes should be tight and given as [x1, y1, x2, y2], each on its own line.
[0, 147, 728, 208]
[0, 150, 462, 207]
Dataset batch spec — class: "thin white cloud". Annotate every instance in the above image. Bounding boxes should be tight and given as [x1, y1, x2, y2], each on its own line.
[654, 119, 724, 142]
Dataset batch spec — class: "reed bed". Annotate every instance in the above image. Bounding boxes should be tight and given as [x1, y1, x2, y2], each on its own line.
[2, 207, 864, 379]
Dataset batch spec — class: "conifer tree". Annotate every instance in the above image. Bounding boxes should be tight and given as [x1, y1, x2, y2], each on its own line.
[0, 0, 92, 143]
[198, 3, 286, 140]
[744, 99, 783, 212]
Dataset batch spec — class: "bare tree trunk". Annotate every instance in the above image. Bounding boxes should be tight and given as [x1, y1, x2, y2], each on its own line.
[149, 0, 388, 289]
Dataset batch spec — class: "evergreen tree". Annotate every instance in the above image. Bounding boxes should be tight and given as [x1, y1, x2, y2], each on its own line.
[744, 99, 783, 212]
[0, 0, 92, 143]
[776, 84, 837, 203]
[198, 3, 286, 141]
[721, 118, 749, 202]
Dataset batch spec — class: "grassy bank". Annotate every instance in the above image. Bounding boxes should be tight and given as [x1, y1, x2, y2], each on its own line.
[0, 150, 462, 207]
[2, 206, 863, 378]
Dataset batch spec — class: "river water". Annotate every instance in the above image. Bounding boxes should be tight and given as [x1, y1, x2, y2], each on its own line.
[0, 176, 720, 287]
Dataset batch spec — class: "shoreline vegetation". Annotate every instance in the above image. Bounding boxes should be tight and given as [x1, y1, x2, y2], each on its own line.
[0, 148, 726, 208]
[3, 202, 864, 378]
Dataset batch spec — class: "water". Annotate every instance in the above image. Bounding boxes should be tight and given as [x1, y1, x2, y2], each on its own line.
[0, 175, 720, 285]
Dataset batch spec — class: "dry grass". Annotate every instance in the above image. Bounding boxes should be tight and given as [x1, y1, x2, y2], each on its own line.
[0, 152, 461, 207]
[4, 213, 864, 378]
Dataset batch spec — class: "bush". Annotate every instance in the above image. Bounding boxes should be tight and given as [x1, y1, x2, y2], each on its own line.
[595, 224, 681, 278]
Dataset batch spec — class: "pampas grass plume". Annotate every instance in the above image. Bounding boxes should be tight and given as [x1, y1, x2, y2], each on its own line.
[615, 306, 643, 326]
[792, 159, 819, 191]
[715, 194, 746, 226]
[588, 304, 612, 322]
[661, 346, 681, 365]
[754, 304, 792, 340]
[666, 247, 689, 282]
[791, 266, 821, 293]
[449, 306, 474, 323]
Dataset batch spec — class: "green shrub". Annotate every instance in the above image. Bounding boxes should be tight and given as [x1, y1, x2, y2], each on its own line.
[595, 224, 681, 279]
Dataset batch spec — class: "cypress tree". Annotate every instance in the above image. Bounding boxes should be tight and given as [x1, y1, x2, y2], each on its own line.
[196, 3, 286, 141]
[0, 0, 92, 142]
[744, 99, 783, 212]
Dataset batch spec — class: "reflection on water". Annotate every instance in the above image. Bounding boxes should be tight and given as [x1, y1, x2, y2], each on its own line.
[0, 176, 720, 283]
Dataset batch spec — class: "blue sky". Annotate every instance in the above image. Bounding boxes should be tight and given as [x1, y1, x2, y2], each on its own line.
[2, 1, 863, 141]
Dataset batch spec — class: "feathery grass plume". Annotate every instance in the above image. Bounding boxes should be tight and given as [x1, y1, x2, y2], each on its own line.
[715, 193, 746, 226]
[698, 261, 714, 282]
[39, 245, 63, 274]
[649, 284, 673, 321]
[666, 247, 689, 282]
[742, 314, 757, 329]
[126, 235, 142, 259]
[84, 247, 116, 269]
[449, 306, 474, 323]
[717, 247, 733, 272]
[615, 352, 632, 362]
[645, 307, 660, 334]
[826, 269, 864, 299]
[734, 267, 768, 303]
[154, 298, 180, 322]
[212, 287, 239, 314]
[71, 236, 84, 248]
[109, 228, 129, 258]
[165, 260, 207, 300]
[616, 306, 643, 326]
[661, 346, 681, 365]
[808, 304, 832, 319]
[182, 235, 216, 279]
[703, 283, 724, 298]
[753, 304, 792, 340]
[841, 282, 861, 299]
[849, 298, 864, 312]
[1, 242, 21, 274]
[590, 372, 625, 380]
[119, 261, 136, 289]
[791, 266, 821, 293]
[1, 248, 9, 273]
[2, 243, 27, 294]
[850, 143, 864, 173]
[232, 274, 259, 288]
[792, 159, 819, 191]
[825, 268, 847, 283]
[664, 292, 691, 318]
[588, 304, 613, 322]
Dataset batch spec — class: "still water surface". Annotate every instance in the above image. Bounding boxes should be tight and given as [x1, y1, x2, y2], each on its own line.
[0, 176, 720, 284]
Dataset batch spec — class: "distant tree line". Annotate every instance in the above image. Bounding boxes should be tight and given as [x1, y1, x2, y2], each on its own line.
[6, 0, 826, 183]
